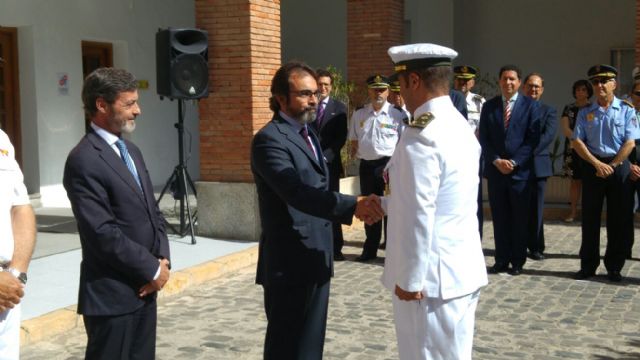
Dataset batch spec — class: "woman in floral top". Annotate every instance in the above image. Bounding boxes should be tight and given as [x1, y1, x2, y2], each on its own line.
[560, 79, 593, 222]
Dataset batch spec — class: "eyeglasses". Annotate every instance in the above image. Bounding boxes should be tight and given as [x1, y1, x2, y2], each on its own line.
[371, 87, 388, 92]
[290, 90, 320, 99]
[591, 78, 613, 85]
[633, 91, 640, 97]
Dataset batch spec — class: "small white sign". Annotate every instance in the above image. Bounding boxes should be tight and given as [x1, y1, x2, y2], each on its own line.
[57, 72, 69, 95]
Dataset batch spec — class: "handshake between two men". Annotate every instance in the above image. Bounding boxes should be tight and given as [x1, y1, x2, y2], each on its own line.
[354, 194, 385, 225]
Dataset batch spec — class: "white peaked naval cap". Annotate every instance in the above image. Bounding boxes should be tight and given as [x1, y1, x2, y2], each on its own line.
[388, 43, 458, 72]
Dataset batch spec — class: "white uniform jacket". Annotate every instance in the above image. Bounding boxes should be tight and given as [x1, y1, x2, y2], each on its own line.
[0, 130, 29, 264]
[381, 95, 488, 300]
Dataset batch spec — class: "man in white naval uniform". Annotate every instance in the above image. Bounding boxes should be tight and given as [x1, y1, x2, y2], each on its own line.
[453, 65, 485, 135]
[0, 129, 36, 360]
[382, 43, 488, 360]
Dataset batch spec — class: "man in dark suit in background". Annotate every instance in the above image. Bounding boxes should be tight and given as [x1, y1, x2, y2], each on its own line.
[479, 64, 540, 276]
[63, 68, 170, 360]
[251, 62, 383, 360]
[313, 69, 349, 261]
[523, 73, 558, 261]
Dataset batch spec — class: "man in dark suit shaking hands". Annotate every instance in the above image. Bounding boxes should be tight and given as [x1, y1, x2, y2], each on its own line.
[479, 65, 540, 276]
[251, 62, 383, 360]
[63, 68, 170, 360]
[312, 69, 349, 261]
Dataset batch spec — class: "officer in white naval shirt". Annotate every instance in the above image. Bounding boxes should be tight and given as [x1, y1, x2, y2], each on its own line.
[348, 74, 405, 261]
[382, 43, 488, 360]
[453, 65, 485, 135]
[0, 129, 36, 360]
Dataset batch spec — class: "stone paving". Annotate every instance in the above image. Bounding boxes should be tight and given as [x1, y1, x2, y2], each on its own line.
[21, 221, 640, 359]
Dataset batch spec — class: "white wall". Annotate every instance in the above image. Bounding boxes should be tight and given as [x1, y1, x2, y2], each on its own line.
[405, 0, 454, 46]
[453, 0, 635, 113]
[0, 0, 199, 206]
[281, 0, 348, 76]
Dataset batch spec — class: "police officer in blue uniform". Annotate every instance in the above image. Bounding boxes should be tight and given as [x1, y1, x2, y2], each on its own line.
[572, 64, 640, 282]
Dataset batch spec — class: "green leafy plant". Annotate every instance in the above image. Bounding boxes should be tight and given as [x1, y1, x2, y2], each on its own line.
[325, 66, 359, 177]
[473, 72, 500, 99]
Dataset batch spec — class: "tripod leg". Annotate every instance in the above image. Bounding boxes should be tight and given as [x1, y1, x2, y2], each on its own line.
[157, 168, 178, 205]
[180, 167, 197, 244]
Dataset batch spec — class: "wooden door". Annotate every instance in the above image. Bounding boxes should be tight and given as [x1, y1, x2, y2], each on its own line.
[81, 41, 113, 132]
[0, 27, 21, 165]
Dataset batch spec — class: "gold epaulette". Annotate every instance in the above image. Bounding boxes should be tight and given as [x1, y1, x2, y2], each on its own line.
[622, 99, 634, 107]
[406, 112, 435, 128]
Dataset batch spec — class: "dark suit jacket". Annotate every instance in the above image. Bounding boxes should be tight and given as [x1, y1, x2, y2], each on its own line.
[532, 102, 558, 178]
[479, 94, 540, 181]
[450, 89, 468, 119]
[312, 97, 348, 178]
[251, 115, 357, 287]
[63, 130, 170, 316]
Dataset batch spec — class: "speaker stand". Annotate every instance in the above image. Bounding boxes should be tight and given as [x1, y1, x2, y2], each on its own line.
[157, 100, 197, 244]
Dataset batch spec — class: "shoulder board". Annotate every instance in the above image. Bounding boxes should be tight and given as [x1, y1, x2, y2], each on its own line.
[394, 105, 403, 112]
[622, 99, 634, 107]
[407, 112, 435, 128]
[473, 94, 484, 101]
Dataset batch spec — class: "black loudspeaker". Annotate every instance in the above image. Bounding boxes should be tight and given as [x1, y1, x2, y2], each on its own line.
[156, 28, 209, 99]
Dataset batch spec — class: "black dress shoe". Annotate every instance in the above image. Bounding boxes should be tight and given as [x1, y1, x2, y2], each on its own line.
[574, 269, 595, 280]
[488, 263, 509, 274]
[355, 254, 377, 262]
[528, 251, 545, 261]
[608, 271, 622, 282]
[508, 267, 522, 276]
[334, 253, 346, 261]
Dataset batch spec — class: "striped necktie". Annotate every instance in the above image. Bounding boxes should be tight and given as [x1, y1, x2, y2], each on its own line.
[115, 139, 142, 190]
[504, 100, 511, 129]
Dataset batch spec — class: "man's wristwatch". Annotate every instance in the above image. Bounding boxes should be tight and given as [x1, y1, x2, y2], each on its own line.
[509, 159, 517, 167]
[6, 267, 27, 285]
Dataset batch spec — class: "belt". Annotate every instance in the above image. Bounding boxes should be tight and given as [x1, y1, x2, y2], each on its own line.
[594, 155, 615, 163]
[361, 157, 390, 164]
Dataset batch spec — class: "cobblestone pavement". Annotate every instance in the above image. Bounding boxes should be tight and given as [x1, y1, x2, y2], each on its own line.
[22, 221, 640, 359]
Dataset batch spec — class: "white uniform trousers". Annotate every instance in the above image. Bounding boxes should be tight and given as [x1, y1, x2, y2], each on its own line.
[0, 304, 20, 360]
[391, 289, 480, 360]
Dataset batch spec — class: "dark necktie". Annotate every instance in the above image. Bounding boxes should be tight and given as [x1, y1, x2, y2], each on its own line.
[300, 127, 317, 161]
[115, 139, 142, 189]
[316, 102, 326, 127]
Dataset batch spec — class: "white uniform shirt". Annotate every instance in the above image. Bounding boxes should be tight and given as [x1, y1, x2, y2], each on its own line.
[0, 130, 30, 263]
[348, 102, 404, 160]
[381, 95, 488, 300]
[466, 91, 485, 133]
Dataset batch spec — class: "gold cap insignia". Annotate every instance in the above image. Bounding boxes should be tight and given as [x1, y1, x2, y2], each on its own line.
[375, 75, 382, 83]
[408, 112, 435, 128]
[461, 66, 468, 73]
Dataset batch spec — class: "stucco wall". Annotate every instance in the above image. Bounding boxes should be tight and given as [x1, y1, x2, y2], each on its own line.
[281, 0, 348, 76]
[1, 0, 199, 205]
[453, 0, 635, 114]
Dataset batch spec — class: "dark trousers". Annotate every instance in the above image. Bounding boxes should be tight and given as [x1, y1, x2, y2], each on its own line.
[328, 162, 344, 255]
[478, 177, 484, 240]
[528, 177, 548, 254]
[487, 175, 532, 268]
[580, 160, 633, 273]
[263, 281, 330, 360]
[83, 300, 157, 360]
[359, 157, 389, 256]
